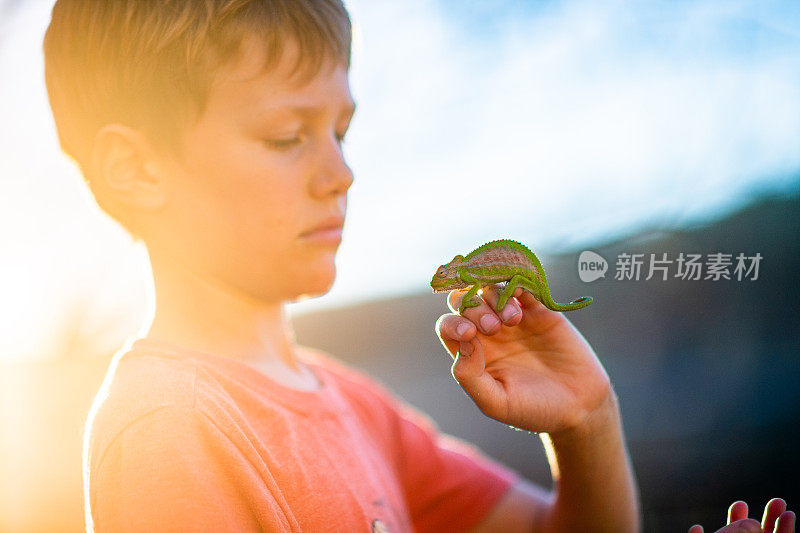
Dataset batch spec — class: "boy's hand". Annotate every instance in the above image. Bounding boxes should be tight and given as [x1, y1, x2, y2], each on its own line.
[434, 284, 614, 437]
[688, 498, 795, 533]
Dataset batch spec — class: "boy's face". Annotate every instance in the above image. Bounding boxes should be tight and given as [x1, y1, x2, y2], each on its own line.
[145, 35, 355, 303]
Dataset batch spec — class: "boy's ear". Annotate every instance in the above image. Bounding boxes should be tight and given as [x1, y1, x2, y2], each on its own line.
[90, 124, 166, 211]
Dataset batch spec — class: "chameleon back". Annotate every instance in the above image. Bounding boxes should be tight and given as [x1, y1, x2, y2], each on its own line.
[464, 244, 545, 285]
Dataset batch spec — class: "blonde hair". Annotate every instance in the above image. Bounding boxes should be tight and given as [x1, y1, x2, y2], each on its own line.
[43, 0, 352, 177]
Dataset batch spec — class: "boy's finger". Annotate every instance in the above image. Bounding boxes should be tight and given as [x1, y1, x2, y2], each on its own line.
[434, 315, 471, 359]
[479, 285, 523, 325]
[728, 501, 749, 524]
[688, 525, 703, 533]
[446, 288, 471, 313]
[435, 315, 476, 346]
[728, 519, 769, 532]
[775, 510, 795, 533]
[509, 284, 542, 308]
[762, 498, 787, 533]
[505, 286, 560, 324]
[447, 288, 503, 335]
[450, 337, 505, 419]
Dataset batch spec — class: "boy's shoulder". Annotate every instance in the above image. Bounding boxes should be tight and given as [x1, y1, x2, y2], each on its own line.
[86, 343, 199, 462]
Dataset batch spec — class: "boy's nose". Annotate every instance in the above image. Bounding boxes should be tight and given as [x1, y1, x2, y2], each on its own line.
[310, 135, 353, 197]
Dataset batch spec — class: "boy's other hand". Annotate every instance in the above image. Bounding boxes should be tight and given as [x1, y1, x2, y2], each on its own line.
[434, 284, 614, 437]
[688, 498, 795, 533]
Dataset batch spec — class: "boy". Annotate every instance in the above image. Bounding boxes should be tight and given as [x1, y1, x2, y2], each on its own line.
[43, 1, 639, 531]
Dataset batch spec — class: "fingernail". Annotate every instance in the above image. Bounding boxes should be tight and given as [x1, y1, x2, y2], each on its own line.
[501, 304, 520, 322]
[456, 322, 471, 338]
[480, 314, 499, 332]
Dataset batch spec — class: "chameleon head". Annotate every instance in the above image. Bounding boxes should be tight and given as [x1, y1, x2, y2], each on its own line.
[430, 254, 468, 292]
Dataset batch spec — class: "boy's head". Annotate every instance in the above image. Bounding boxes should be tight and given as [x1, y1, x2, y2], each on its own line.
[44, 1, 356, 301]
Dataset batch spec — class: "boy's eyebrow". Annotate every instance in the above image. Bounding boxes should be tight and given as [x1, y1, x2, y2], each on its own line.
[264, 100, 357, 120]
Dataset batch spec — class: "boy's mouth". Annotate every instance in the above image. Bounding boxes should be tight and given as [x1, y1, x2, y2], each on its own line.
[300, 215, 345, 244]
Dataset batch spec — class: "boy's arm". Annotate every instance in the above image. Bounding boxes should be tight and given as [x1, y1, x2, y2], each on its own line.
[470, 478, 551, 533]
[435, 286, 640, 533]
[470, 392, 639, 533]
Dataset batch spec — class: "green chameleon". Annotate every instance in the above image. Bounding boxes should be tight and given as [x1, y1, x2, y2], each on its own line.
[430, 239, 593, 314]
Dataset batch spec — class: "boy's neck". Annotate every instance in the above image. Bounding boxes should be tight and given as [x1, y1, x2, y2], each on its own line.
[142, 250, 303, 375]
[144, 313, 299, 371]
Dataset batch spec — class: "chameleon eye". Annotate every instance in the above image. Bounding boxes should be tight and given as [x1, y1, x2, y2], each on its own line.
[436, 267, 445, 276]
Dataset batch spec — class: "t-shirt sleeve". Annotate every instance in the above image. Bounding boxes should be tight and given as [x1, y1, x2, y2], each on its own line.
[391, 400, 521, 533]
[89, 405, 288, 532]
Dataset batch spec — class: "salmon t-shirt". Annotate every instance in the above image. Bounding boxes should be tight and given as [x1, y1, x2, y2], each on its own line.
[84, 337, 520, 532]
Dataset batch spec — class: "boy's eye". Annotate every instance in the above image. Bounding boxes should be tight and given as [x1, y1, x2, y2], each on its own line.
[265, 137, 300, 150]
[264, 133, 346, 151]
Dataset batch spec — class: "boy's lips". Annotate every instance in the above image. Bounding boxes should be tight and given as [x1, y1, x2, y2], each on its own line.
[300, 216, 344, 244]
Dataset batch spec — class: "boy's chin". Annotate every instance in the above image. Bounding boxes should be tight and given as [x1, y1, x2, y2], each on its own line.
[290, 283, 335, 303]
[287, 271, 336, 301]
[246, 260, 336, 303]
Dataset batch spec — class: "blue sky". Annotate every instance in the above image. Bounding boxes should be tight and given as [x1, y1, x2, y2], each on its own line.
[1, 0, 799, 359]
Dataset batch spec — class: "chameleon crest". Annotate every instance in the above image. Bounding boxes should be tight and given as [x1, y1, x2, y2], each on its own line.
[431, 239, 592, 313]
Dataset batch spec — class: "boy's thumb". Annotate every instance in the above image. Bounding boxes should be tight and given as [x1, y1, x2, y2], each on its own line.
[451, 339, 498, 413]
[451, 339, 483, 379]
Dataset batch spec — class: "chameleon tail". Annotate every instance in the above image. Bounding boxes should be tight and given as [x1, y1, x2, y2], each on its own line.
[532, 274, 592, 311]
[518, 252, 593, 312]
[503, 274, 592, 312]
[537, 289, 593, 311]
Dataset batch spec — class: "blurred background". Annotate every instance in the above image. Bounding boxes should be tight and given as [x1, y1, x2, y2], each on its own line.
[1, 0, 798, 531]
